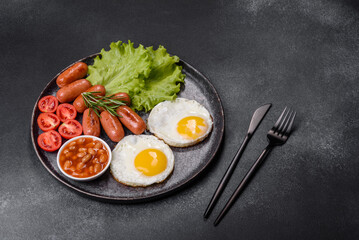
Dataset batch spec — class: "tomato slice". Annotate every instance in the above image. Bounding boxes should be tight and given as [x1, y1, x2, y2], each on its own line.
[58, 119, 82, 139]
[38, 95, 58, 113]
[37, 113, 60, 131]
[37, 130, 62, 152]
[56, 103, 77, 122]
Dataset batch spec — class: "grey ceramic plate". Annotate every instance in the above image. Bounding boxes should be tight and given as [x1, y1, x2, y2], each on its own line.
[31, 54, 224, 203]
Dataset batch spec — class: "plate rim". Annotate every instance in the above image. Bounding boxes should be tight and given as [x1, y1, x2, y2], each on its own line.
[31, 54, 225, 203]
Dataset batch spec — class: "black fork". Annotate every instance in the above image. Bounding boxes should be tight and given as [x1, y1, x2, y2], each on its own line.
[214, 107, 296, 226]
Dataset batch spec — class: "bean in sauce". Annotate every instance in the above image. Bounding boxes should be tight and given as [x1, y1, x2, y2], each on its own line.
[59, 137, 109, 178]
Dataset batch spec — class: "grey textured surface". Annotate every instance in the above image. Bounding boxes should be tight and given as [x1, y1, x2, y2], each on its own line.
[1, 0, 359, 239]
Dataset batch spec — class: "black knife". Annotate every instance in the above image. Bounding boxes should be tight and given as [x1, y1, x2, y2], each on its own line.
[204, 103, 272, 218]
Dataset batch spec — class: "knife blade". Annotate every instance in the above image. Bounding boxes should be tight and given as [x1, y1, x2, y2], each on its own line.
[248, 103, 272, 135]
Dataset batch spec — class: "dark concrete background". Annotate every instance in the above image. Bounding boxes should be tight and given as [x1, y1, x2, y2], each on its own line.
[1, 0, 359, 239]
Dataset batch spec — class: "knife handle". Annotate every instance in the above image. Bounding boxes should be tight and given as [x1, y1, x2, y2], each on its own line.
[204, 134, 250, 218]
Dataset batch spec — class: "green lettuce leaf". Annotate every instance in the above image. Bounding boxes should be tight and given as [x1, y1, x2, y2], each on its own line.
[87, 41, 185, 112]
[87, 40, 152, 97]
[131, 46, 185, 111]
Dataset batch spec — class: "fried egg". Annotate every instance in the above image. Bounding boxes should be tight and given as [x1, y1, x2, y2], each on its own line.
[147, 98, 213, 147]
[110, 135, 174, 187]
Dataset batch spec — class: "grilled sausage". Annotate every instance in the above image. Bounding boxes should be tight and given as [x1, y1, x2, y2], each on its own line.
[82, 109, 101, 137]
[100, 111, 124, 142]
[73, 85, 106, 113]
[56, 62, 88, 88]
[112, 92, 131, 106]
[116, 106, 146, 135]
[56, 79, 91, 103]
[98, 92, 131, 112]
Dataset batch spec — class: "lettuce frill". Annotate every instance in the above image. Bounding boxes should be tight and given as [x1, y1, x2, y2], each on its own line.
[87, 41, 185, 112]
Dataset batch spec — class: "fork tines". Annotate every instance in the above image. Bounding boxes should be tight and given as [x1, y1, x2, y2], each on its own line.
[271, 107, 296, 137]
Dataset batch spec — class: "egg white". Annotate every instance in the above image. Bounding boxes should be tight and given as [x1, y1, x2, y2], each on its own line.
[110, 135, 174, 187]
[147, 98, 213, 147]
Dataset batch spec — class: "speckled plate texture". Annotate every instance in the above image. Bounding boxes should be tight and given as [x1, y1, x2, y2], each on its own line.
[31, 54, 224, 203]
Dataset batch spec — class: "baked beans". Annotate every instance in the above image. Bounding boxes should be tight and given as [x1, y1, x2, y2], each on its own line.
[59, 137, 109, 178]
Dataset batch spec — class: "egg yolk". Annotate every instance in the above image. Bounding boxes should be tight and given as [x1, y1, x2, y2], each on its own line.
[177, 116, 208, 140]
[134, 149, 167, 176]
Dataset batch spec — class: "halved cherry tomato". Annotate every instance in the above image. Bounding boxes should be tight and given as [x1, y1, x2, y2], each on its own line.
[56, 103, 77, 122]
[58, 119, 82, 139]
[37, 130, 62, 152]
[37, 113, 60, 131]
[38, 95, 58, 113]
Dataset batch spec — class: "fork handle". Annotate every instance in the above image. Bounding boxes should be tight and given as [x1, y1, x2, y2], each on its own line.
[214, 145, 273, 226]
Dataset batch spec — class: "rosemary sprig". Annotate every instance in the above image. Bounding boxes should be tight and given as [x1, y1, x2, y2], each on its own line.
[82, 91, 126, 118]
